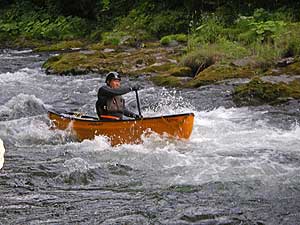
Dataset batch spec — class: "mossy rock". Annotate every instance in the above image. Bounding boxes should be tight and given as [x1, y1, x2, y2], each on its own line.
[168, 66, 193, 77]
[279, 62, 300, 75]
[42, 41, 186, 77]
[35, 40, 85, 52]
[265, 61, 300, 76]
[42, 51, 106, 75]
[134, 63, 175, 75]
[88, 42, 105, 51]
[150, 74, 183, 87]
[185, 64, 256, 87]
[233, 77, 300, 106]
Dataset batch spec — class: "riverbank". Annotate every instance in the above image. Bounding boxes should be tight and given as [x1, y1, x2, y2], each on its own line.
[36, 38, 300, 106]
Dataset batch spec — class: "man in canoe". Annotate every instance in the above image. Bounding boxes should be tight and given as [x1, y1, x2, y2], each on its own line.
[96, 71, 141, 120]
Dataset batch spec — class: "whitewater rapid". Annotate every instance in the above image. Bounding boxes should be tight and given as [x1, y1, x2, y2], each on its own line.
[1, 49, 300, 224]
[1, 90, 299, 187]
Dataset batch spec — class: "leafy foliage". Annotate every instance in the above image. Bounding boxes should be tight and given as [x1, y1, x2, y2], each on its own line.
[236, 15, 286, 44]
[0, 11, 89, 40]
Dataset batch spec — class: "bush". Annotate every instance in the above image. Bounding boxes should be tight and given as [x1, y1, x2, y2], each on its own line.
[278, 23, 300, 57]
[190, 13, 225, 44]
[115, 8, 188, 40]
[114, 9, 151, 41]
[0, 3, 90, 41]
[181, 48, 216, 74]
[148, 11, 188, 38]
[234, 9, 287, 45]
[160, 34, 187, 45]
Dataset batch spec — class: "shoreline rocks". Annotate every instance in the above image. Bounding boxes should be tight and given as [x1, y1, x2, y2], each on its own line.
[32, 40, 300, 106]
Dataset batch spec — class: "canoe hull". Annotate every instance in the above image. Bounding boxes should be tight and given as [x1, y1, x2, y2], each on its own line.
[48, 111, 194, 145]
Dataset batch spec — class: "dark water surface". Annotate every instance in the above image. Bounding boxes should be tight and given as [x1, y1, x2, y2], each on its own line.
[1, 49, 300, 224]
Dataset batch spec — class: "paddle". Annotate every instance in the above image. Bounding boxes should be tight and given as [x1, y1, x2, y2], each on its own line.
[135, 90, 142, 117]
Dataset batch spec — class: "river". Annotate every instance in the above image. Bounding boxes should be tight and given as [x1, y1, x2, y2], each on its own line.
[1, 49, 300, 224]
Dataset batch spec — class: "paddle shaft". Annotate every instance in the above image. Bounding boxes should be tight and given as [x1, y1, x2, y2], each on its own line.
[135, 90, 142, 117]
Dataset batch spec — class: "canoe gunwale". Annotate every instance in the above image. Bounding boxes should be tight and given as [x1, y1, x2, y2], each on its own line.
[48, 110, 194, 123]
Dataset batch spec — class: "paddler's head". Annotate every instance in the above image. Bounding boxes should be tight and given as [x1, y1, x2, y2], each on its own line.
[105, 71, 121, 89]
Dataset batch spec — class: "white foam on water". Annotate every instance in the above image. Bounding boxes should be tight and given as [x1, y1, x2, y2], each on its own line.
[0, 138, 5, 169]
[63, 157, 90, 173]
[70, 105, 300, 186]
[140, 87, 195, 117]
[0, 68, 39, 83]
[165, 106, 300, 185]
[1, 114, 75, 147]
[1, 83, 299, 186]
[9, 49, 33, 54]
[191, 107, 300, 153]
[64, 135, 112, 151]
[0, 94, 47, 120]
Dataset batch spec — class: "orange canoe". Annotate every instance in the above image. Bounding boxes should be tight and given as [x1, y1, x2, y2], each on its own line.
[48, 111, 194, 146]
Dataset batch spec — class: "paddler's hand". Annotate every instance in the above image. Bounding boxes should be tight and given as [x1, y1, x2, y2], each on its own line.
[130, 85, 141, 91]
[133, 114, 143, 119]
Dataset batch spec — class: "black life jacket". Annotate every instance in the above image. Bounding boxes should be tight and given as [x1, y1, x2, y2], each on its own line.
[96, 95, 124, 119]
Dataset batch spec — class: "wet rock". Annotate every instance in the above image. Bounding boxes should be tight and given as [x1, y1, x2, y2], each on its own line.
[231, 57, 257, 67]
[261, 75, 300, 84]
[79, 50, 96, 55]
[276, 57, 295, 67]
[233, 77, 300, 106]
[103, 48, 115, 53]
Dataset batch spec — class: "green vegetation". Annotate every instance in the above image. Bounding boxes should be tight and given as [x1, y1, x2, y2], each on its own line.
[1, 1, 299, 49]
[0, 11, 89, 42]
[2, 0, 300, 107]
[160, 34, 187, 46]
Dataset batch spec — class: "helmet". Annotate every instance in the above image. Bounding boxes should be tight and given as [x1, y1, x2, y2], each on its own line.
[105, 71, 121, 84]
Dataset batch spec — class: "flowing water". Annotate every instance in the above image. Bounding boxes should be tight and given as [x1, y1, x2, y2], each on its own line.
[1, 49, 300, 225]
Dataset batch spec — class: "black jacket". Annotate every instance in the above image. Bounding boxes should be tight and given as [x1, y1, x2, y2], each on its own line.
[96, 85, 138, 119]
